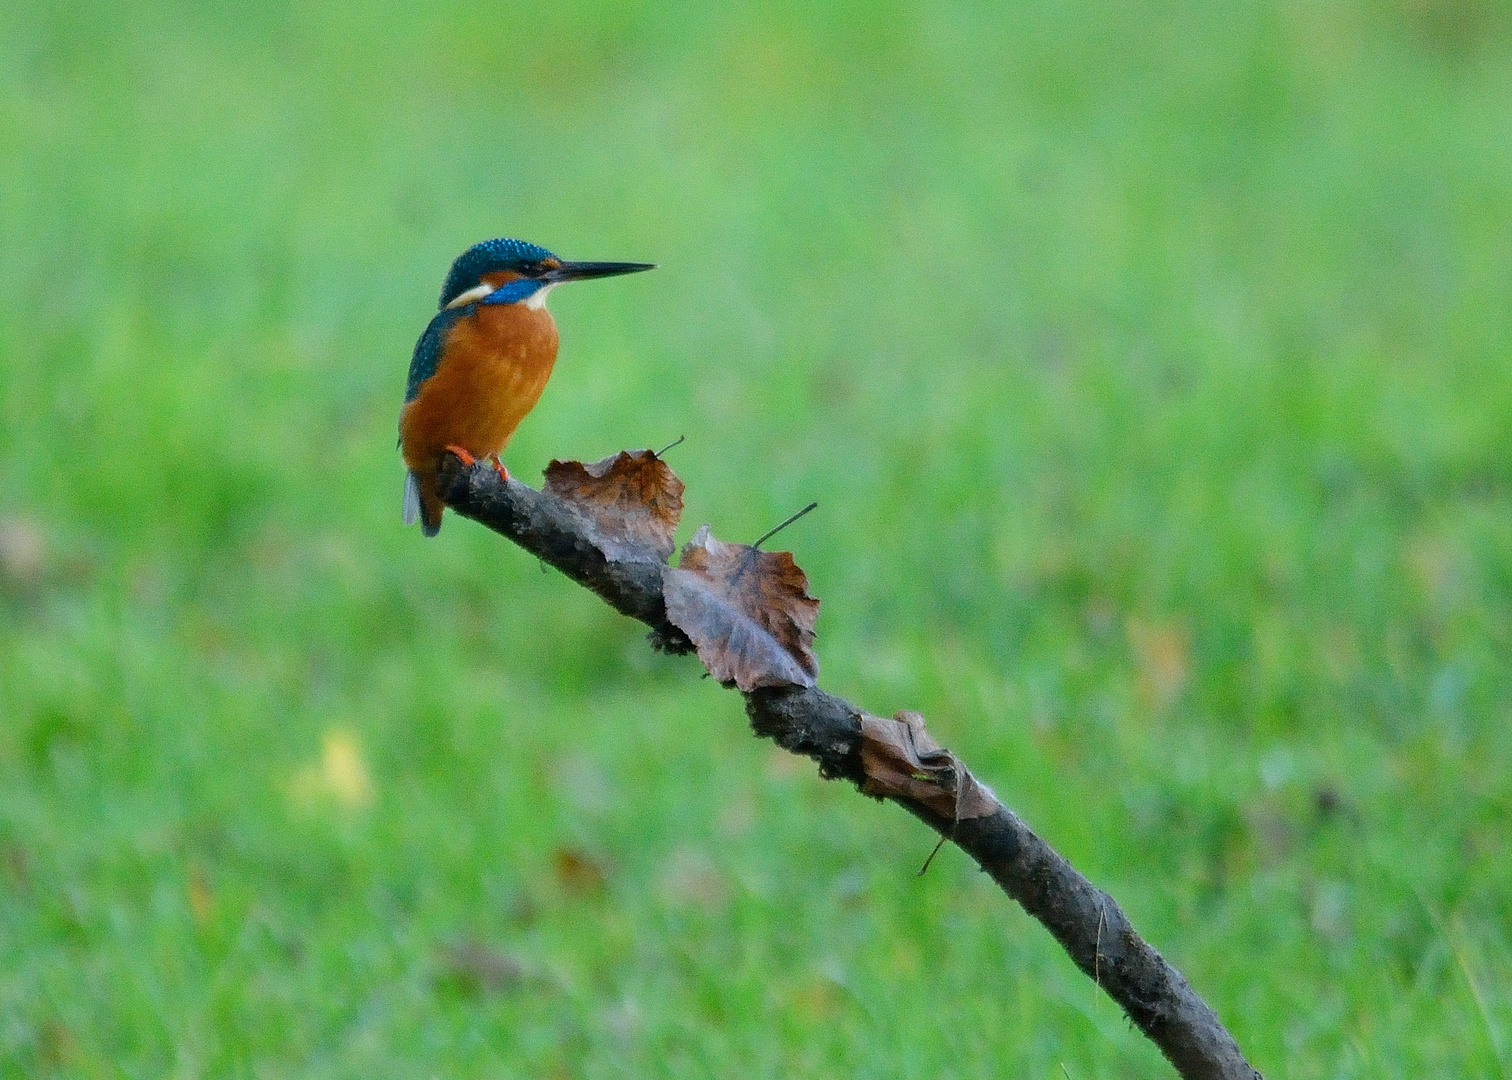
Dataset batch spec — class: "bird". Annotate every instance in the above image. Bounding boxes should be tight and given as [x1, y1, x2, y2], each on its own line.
[399, 237, 654, 536]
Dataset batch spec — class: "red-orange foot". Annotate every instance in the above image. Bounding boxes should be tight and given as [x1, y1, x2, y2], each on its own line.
[443, 445, 476, 466]
[489, 455, 510, 482]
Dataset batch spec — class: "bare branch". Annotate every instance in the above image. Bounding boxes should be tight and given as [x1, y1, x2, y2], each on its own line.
[437, 455, 1263, 1080]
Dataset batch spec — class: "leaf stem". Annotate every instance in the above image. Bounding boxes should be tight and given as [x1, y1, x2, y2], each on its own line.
[752, 501, 818, 549]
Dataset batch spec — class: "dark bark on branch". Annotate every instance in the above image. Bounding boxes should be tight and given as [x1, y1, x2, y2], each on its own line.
[437, 456, 1263, 1080]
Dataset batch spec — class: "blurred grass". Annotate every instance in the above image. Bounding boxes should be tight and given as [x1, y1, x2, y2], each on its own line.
[3, 0, 1512, 1076]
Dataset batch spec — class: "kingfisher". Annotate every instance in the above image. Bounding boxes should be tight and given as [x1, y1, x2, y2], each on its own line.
[399, 238, 654, 536]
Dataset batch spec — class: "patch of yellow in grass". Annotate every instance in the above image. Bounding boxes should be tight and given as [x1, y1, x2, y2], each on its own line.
[290, 728, 374, 810]
[187, 862, 214, 927]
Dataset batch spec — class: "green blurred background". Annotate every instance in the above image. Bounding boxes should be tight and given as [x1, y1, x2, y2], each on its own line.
[3, 0, 1511, 1076]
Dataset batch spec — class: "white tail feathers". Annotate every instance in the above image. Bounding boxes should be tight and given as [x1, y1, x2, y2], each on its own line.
[403, 470, 422, 527]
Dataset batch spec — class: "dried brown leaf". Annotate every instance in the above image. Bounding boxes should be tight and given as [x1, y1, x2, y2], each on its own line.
[187, 862, 214, 927]
[662, 524, 819, 691]
[859, 710, 996, 821]
[434, 939, 523, 997]
[1126, 617, 1190, 710]
[552, 846, 609, 895]
[3, 842, 28, 892]
[657, 848, 729, 911]
[38, 1020, 78, 1070]
[543, 449, 684, 564]
[0, 515, 46, 590]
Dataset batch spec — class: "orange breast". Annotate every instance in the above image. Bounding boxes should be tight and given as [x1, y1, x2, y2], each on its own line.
[399, 302, 560, 473]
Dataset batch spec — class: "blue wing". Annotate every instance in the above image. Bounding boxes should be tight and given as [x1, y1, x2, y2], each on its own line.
[403, 307, 464, 404]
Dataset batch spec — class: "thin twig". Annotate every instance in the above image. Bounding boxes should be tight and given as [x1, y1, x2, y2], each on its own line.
[917, 834, 949, 877]
[1096, 904, 1106, 993]
[752, 501, 818, 549]
[654, 435, 686, 458]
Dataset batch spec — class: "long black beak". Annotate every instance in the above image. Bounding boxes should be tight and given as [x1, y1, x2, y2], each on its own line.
[545, 260, 657, 283]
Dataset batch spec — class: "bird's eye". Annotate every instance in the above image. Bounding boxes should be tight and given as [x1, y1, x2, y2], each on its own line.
[519, 261, 544, 278]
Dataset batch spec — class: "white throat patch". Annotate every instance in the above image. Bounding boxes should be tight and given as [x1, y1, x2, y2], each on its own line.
[523, 282, 558, 310]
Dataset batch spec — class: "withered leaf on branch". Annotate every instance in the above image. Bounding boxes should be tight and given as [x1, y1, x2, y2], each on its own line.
[859, 710, 997, 822]
[543, 450, 685, 564]
[663, 524, 820, 691]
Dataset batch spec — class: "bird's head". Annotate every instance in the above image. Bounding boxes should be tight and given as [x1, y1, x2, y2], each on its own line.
[439, 237, 655, 312]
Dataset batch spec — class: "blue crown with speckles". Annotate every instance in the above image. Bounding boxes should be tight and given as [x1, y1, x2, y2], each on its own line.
[438, 238, 556, 308]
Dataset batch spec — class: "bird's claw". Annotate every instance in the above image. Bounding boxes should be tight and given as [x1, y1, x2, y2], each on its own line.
[444, 445, 476, 466]
[489, 455, 510, 483]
